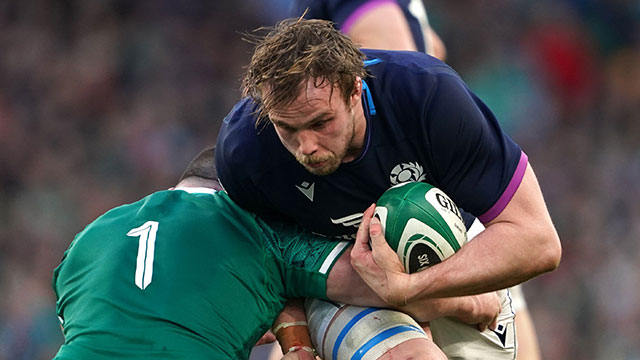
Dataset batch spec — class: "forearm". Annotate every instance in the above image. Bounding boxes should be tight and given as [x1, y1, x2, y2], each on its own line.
[326, 244, 497, 324]
[407, 165, 561, 301]
[397, 295, 480, 323]
[272, 298, 315, 356]
[408, 228, 533, 300]
[330, 273, 486, 322]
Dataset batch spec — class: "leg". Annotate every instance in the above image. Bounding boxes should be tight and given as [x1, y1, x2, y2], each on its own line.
[305, 299, 445, 359]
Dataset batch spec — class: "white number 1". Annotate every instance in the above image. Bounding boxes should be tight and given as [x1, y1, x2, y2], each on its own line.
[127, 221, 159, 290]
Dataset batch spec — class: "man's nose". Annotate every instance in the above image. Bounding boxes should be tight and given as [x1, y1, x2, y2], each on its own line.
[297, 130, 318, 156]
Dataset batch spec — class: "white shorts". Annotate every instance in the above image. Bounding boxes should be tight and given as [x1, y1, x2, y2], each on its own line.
[305, 299, 428, 360]
[425, 218, 522, 359]
[430, 288, 516, 359]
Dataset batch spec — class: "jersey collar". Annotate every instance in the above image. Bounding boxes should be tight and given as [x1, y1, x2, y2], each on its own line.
[173, 186, 217, 195]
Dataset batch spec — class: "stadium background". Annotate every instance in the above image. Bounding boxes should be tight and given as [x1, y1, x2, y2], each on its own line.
[0, 1, 638, 359]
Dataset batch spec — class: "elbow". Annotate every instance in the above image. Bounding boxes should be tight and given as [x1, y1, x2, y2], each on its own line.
[538, 230, 562, 274]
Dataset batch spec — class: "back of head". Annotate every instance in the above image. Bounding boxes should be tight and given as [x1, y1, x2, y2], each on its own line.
[177, 146, 222, 190]
[242, 18, 368, 125]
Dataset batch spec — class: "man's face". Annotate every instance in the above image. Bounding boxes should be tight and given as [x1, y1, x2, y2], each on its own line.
[268, 78, 365, 175]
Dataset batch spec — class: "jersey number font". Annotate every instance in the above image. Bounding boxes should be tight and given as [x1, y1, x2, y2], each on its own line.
[127, 221, 158, 290]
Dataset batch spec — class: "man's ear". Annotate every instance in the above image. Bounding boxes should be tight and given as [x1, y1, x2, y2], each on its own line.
[350, 76, 363, 105]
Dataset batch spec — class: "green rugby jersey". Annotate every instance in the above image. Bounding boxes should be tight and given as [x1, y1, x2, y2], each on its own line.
[52, 188, 348, 359]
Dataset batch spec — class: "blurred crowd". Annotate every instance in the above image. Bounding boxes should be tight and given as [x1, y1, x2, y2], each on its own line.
[0, 1, 638, 359]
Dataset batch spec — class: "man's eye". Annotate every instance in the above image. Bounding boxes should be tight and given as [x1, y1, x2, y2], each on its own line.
[278, 124, 295, 132]
[312, 120, 329, 129]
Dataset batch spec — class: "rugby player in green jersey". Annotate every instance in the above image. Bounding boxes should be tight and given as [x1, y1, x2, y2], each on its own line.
[53, 147, 345, 359]
[52, 147, 500, 359]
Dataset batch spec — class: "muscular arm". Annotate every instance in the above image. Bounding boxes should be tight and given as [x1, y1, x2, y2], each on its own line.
[406, 164, 561, 300]
[327, 233, 500, 328]
[351, 164, 561, 305]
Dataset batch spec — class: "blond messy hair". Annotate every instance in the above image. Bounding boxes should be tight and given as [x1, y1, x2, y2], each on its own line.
[242, 17, 368, 126]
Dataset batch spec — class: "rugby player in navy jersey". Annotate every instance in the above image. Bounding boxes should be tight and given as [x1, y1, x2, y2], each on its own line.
[217, 18, 561, 359]
[287, 2, 544, 359]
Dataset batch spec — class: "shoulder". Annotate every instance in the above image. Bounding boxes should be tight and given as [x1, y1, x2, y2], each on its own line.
[363, 49, 460, 85]
[215, 98, 298, 213]
[216, 98, 284, 173]
[362, 49, 464, 104]
[217, 97, 260, 153]
[362, 50, 471, 134]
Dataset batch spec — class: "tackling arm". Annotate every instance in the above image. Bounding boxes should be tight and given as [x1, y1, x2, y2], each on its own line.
[272, 298, 318, 360]
[326, 208, 501, 330]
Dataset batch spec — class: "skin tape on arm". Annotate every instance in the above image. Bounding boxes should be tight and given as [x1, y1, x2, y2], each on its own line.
[305, 299, 427, 360]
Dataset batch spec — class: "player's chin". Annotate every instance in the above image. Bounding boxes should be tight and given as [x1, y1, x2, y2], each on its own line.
[303, 161, 339, 175]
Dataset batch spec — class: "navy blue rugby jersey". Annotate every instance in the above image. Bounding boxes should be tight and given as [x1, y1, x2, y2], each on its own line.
[291, 0, 428, 53]
[216, 49, 527, 240]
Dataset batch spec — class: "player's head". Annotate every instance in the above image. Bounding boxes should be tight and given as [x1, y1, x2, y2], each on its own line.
[242, 18, 369, 175]
[177, 146, 222, 190]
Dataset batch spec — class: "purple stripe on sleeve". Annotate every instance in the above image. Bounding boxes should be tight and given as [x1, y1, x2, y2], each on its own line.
[341, 0, 398, 34]
[478, 151, 529, 223]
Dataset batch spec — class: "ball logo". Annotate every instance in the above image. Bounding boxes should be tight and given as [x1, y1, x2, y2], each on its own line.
[402, 231, 449, 274]
[408, 242, 442, 273]
[435, 192, 463, 221]
[417, 253, 430, 267]
[389, 162, 426, 185]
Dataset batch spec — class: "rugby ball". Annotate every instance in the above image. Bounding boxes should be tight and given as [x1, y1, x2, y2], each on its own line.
[375, 182, 467, 273]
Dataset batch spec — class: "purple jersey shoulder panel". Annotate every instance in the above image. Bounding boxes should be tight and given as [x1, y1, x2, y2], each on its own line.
[478, 151, 528, 223]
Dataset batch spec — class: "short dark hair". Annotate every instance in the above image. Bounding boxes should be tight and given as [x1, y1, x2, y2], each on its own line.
[178, 146, 218, 183]
[242, 18, 368, 125]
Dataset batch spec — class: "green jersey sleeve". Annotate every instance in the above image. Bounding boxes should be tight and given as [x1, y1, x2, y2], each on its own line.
[259, 219, 350, 300]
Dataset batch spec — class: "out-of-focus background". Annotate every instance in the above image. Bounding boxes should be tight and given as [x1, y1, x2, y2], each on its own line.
[0, 1, 638, 359]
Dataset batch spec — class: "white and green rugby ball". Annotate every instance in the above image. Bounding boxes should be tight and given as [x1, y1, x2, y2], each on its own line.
[375, 182, 468, 273]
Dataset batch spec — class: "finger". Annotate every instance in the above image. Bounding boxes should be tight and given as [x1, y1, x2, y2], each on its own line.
[478, 313, 499, 332]
[489, 315, 499, 331]
[477, 321, 489, 332]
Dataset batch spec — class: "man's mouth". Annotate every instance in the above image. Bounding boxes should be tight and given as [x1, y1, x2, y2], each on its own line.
[306, 161, 326, 168]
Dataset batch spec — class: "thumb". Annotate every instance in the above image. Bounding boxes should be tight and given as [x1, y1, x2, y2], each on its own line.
[369, 216, 403, 270]
[353, 204, 375, 260]
[356, 204, 375, 248]
[369, 216, 384, 245]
